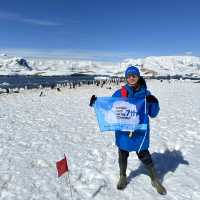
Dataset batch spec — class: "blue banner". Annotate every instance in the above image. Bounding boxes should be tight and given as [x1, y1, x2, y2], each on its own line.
[94, 97, 148, 132]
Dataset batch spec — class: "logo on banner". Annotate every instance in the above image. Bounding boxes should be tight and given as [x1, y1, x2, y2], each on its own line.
[94, 97, 147, 132]
[105, 101, 139, 125]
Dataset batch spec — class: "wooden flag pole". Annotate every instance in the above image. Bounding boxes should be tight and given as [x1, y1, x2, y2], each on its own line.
[65, 171, 73, 200]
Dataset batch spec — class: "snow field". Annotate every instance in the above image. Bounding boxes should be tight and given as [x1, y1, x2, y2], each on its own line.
[0, 80, 200, 200]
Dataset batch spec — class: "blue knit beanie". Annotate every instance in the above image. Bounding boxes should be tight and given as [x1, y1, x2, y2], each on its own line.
[125, 66, 140, 78]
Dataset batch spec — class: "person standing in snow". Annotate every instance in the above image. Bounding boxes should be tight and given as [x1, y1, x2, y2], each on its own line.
[90, 66, 166, 194]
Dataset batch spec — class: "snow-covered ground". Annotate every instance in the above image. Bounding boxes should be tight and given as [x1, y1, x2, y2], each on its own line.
[0, 80, 200, 200]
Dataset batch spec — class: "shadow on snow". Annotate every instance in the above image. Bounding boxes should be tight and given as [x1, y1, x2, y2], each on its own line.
[127, 149, 189, 183]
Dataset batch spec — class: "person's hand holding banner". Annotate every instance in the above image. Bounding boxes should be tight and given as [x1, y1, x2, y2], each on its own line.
[89, 95, 97, 107]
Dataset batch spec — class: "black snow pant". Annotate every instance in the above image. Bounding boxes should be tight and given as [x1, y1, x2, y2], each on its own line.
[118, 148, 154, 176]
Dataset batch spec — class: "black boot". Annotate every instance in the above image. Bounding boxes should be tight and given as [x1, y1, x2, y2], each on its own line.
[117, 149, 128, 190]
[146, 165, 167, 195]
[117, 175, 127, 190]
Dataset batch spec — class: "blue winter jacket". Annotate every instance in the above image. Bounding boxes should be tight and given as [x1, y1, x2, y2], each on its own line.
[112, 79, 159, 152]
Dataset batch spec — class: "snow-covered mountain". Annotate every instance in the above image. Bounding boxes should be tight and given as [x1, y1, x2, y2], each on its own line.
[0, 55, 117, 76]
[0, 54, 200, 77]
[120, 56, 200, 77]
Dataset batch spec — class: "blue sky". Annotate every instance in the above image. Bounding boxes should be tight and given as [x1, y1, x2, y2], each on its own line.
[0, 0, 199, 61]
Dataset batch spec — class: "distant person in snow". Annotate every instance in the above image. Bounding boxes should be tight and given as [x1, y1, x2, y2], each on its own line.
[39, 91, 44, 97]
[6, 88, 10, 94]
[89, 66, 166, 194]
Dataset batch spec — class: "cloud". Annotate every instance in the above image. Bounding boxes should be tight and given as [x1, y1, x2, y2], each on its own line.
[0, 11, 62, 26]
[22, 18, 62, 26]
[0, 11, 19, 20]
[0, 48, 136, 61]
[185, 51, 193, 55]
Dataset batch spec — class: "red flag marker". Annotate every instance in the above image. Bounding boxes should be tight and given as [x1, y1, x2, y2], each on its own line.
[56, 155, 69, 177]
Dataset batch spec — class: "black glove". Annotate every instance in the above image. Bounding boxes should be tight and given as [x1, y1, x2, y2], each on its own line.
[89, 95, 97, 107]
[146, 95, 158, 103]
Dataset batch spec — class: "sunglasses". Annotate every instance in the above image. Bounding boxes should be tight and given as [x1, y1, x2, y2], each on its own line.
[127, 74, 139, 79]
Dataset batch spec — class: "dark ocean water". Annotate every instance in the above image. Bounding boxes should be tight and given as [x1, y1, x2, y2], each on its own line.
[0, 74, 97, 89]
[0, 74, 199, 90]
